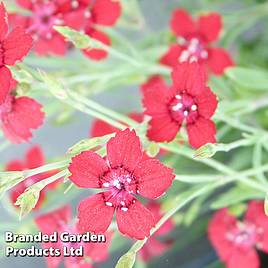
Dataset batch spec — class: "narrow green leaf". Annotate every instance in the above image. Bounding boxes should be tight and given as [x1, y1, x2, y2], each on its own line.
[265, 193, 268, 216]
[225, 67, 268, 90]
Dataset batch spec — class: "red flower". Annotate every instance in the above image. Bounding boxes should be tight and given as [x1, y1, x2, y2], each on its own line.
[142, 62, 217, 148]
[6, 146, 59, 209]
[0, 2, 32, 92]
[0, 80, 44, 143]
[139, 201, 175, 262]
[11, 0, 121, 59]
[69, 128, 175, 239]
[160, 9, 234, 75]
[80, 0, 121, 60]
[208, 201, 268, 268]
[35, 205, 113, 268]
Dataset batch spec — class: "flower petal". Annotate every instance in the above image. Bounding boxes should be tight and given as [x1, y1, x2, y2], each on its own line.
[16, 0, 33, 10]
[3, 27, 33, 66]
[147, 114, 180, 142]
[195, 87, 218, 118]
[83, 29, 110, 60]
[160, 44, 183, 68]
[92, 0, 121, 26]
[91, 119, 118, 138]
[35, 205, 72, 234]
[170, 9, 195, 37]
[116, 199, 155, 240]
[26, 145, 45, 169]
[197, 13, 222, 43]
[84, 231, 113, 262]
[1, 96, 44, 143]
[107, 129, 143, 171]
[134, 159, 175, 199]
[171, 62, 206, 96]
[141, 75, 168, 94]
[0, 2, 8, 41]
[0, 66, 11, 104]
[34, 34, 67, 56]
[140, 237, 172, 262]
[77, 193, 114, 234]
[227, 248, 259, 268]
[69, 150, 109, 188]
[187, 117, 216, 148]
[208, 208, 237, 262]
[207, 47, 234, 75]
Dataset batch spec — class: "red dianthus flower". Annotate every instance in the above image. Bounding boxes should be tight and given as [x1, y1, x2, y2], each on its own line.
[0, 2, 32, 98]
[208, 201, 268, 268]
[161, 9, 233, 75]
[35, 205, 113, 268]
[6, 146, 59, 209]
[0, 79, 44, 143]
[11, 0, 121, 59]
[142, 62, 218, 148]
[68, 128, 175, 239]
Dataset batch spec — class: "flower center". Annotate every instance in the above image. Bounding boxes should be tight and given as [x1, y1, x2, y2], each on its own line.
[168, 93, 198, 124]
[101, 167, 138, 210]
[178, 37, 208, 63]
[29, 3, 63, 39]
[226, 222, 263, 249]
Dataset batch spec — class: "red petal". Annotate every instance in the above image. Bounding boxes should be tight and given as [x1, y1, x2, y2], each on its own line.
[195, 87, 218, 118]
[90, 119, 119, 137]
[35, 205, 72, 234]
[3, 27, 33, 66]
[26, 146, 45, 169]
[142, 81, 172, 116]
[208, 208, 237, 262]
[207, 47, 234, 75]
[140, 237, 172, 262]
[128, 112, 143, 123]
[0, 66, 11, 104]
[64, 256, 93, 268]
[160, 44, 183, 68]
[116, 199, 155, 239]
[83, 29, 110, 60]
[34, 34, 67, 56]
[171, 62, 206, 96]
[197, 13, 222, 43]
[16, 0, 33, 10]
[69, 150, 109, 188]
[1, 96, 44, 143]
[170, 9, 195, 37]
[92, 0, 121, 26]
[187, 117, 216, 148]
[77, 193, 114, 233]
[6, 160, 24, 171]
[107, 129, 143, 171]
[227, 248, 259, 268]
[43, 242, 63, 268]
[141, 75, 168, 94]
[147, 114, 180, 142]
[134, 159, 174, 199]
[84, 231, 113, 262]
[0, 2, 8, 41]
[63, 9, 89, 30]
[245, 201, 268, 253]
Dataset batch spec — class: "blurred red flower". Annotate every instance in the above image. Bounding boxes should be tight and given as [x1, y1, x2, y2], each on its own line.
[208, 201, 268, 268]
[68, 128, 175, 239]
[0, 79, 44, 143]
[6, 146, 60, 209]
[142, 62, 217, 148]
[10, 0, 121, 59]
[35, 205, 113, 268]
[161, 9, 234, 75]
[139, 201, 175, 262]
